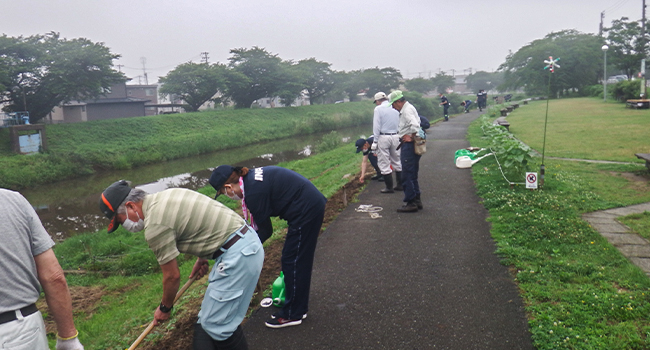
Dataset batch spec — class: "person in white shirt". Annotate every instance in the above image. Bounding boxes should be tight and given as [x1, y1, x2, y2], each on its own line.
[371, 92, 403, 193]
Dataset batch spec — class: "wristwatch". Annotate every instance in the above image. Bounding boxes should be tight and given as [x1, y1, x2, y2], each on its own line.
[159, 302, 173, 313]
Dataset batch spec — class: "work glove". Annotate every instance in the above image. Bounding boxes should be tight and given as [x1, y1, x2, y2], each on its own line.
[371, 142, 378, 151]
[56, 332, 84, 350]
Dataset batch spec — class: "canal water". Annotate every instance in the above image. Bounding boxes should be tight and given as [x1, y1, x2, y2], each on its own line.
[20, 125, 372, 239]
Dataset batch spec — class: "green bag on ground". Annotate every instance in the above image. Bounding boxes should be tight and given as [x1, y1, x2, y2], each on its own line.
[272, 272, 285, 307]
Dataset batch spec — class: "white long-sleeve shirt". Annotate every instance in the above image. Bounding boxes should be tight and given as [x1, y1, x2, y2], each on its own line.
[398, 101, 421, 137]
[373, 101, 400, 138]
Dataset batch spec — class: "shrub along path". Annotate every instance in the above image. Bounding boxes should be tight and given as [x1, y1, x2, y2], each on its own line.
[243, 110, 533, 349]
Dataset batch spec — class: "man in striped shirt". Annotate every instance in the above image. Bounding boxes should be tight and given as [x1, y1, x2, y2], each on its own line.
[99, 180, 263, 350]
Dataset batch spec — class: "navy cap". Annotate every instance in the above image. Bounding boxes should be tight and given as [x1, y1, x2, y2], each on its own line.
[99, 180, 132, 233]
[210, 165, 235, 198]
[355, 138, 366, 153]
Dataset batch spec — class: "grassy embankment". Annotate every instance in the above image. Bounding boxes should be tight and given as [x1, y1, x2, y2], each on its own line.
[0, 102, 372, 189]
[48, 139, 363, 349]
[470, 97, 650, 349]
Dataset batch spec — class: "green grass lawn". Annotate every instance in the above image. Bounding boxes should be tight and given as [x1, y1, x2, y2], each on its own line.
[507, 98, 650, 162]
[469, 99, 650, 349]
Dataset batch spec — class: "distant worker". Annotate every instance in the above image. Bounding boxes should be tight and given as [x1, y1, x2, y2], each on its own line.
[460, 100, 473, 113]
[99, 181, 263, 350]
[388, 90, 423, 212]
[476, 89, 487, 111]
[210, 165, 326, 329]
[371, 92, 403, 193]
[0, 189, 84, 350]
[355, 136, 384, 183]
[439, 92, 450, 121]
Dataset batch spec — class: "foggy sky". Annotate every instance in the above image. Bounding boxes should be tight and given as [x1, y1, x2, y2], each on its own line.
[0, 0, 643, 83]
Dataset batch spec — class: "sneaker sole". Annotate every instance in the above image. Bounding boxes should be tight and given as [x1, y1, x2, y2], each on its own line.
[271, 313, 307, 320]
[265, 319, 303, 328]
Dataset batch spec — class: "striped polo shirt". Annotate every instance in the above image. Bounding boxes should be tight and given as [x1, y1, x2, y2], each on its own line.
[142, 188, 246, 265]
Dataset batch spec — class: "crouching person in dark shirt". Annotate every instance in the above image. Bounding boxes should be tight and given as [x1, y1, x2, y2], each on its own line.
[210, 165, 327, 329]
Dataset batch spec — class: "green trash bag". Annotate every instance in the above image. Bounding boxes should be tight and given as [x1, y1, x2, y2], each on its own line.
[454, 149, 478, 162]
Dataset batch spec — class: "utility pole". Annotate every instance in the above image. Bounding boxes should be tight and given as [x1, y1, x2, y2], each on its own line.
[599, 11, 605, 36]
[116, 64, 124, 72]
[201, 52, 209, 64]
[642, 0, 647, 98]
[140, 57, 149, 85]
[450, 69, 455, 77]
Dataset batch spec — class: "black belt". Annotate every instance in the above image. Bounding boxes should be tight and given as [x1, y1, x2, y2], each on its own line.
[0, 304, 38, 325]
[212, 226, 249, 260]
[380, 132, 397, 135]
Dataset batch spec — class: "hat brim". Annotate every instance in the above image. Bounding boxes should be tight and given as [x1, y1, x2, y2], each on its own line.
[107, 215, 119, 233]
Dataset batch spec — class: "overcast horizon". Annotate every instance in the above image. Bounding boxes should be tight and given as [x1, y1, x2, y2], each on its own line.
[0, 0, 644, 84]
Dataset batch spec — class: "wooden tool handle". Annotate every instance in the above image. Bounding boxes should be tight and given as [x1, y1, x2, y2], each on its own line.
[127, 276, 198, 350]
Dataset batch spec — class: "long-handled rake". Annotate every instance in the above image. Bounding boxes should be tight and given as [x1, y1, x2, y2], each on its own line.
[127, 275, 198, 350]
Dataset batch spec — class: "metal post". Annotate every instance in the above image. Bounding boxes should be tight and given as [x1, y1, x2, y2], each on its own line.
[602, 45, 609, 101]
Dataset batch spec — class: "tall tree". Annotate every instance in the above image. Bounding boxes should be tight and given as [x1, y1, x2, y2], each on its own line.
[359, 67, 402, 98]
[225, 47, 294, 108]
[499, 30, 602, 96]
[405, 77, 435, 94]
[0, 32, 125, 123]
[431, 72, 455, 93]
[604, 17, 650, 78]
[158, 62, 227, 112]
[295, 58, 335, 105]
[465, 71, 504, 92]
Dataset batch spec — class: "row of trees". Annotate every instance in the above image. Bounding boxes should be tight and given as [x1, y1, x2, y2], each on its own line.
[158, 47, 406, 111]
[0, 32, 126, 123]
[499, 17, 649, 96]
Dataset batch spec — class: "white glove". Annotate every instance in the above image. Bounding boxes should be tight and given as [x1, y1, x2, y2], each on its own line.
[56, 333, 84, 350]
[370, 142, 378, 151]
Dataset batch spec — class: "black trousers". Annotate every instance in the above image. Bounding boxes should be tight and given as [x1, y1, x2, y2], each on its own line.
[193, 324, 247, 350]
[278, 208, 325, 320]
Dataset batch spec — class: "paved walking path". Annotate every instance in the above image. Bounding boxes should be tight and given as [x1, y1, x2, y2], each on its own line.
[243, 110, 533, 349]
[583, 202, 650, 276]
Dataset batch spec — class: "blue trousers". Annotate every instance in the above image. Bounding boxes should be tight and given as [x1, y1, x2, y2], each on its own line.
[279, 207, 325, 320]
[369, 153, 380, 175]
[197, 226, 264, 341]
[400, 141, 421, 203]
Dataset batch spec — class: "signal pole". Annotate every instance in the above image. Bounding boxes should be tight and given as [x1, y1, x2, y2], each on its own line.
[201, 52, 209, 64]
[642, 0, 647, 98]
[140, 57, 149, 85]
[599, 11, 605, 36]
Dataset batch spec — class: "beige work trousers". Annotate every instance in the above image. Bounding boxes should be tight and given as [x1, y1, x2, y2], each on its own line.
[376, 134, 402, 175]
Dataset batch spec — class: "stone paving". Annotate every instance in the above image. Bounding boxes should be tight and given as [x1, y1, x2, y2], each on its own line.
[582, 202, 650, 276]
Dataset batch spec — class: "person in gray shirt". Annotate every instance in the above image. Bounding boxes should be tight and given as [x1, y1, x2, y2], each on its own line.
[0, 189, 83, 350]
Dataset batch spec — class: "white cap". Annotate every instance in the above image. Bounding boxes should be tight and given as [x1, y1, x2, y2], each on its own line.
[373, 92, 387, 102]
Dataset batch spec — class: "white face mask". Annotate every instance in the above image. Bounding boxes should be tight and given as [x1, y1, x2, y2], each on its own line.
[224, 185, 243, 201]
[122, 208, 145, 232]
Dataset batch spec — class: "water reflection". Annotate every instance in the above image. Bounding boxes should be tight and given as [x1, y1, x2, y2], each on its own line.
[21, 126, 372, 239]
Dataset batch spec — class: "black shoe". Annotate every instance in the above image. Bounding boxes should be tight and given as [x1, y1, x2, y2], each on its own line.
[378, 176, 385, 182]
[371, 174, 381, 180]
[381, 174, 394, 193]
[397, 201, 418, 212]
[265, 316, 303, 328]
[414, 194, 423, 210]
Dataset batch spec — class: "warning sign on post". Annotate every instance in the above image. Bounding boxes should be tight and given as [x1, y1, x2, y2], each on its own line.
[526, 172, 538, 189]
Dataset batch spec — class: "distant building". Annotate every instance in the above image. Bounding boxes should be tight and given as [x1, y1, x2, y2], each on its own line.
[125, 84, 158, 115]
[47, 82, 149, 123]
[451, 75, 471, 94]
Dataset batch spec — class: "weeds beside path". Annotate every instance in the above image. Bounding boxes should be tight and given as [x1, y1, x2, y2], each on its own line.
[470, 98, 650, 349]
